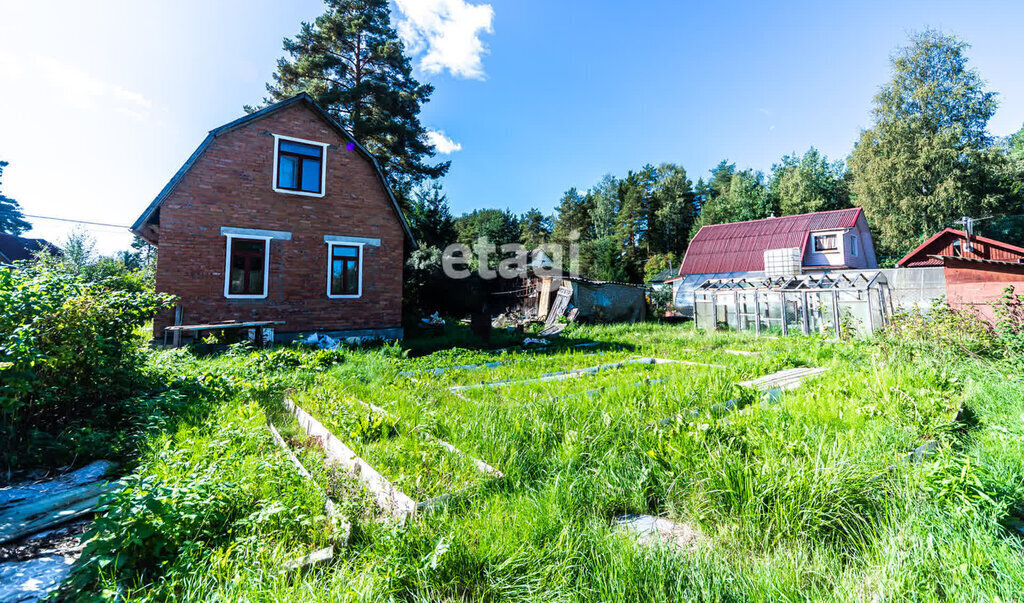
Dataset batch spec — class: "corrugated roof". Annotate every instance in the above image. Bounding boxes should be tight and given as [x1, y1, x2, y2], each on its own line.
[679, 208, 862, 275]
[897, 228, 1024, 267]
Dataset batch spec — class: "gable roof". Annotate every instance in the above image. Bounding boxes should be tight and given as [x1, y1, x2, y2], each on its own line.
[678, 208, 863, 275]
[0, 233, 58, 264]
[897, 228, 1024, 268]
[131, 93, 417, 249]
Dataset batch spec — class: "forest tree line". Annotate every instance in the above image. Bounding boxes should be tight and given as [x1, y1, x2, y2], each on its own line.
[400, 30, 1024, 284]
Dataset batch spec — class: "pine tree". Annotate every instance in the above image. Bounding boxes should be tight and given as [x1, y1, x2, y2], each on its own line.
[260, 0, 448, 193]
[0, 161, 30, 236]
[406, 181, 457, 249]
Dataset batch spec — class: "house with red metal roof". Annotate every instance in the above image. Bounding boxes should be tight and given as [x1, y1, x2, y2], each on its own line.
[676, 207, 877, 277]
[896, 228, 1024, 268]
[896, 228, 1024, 324]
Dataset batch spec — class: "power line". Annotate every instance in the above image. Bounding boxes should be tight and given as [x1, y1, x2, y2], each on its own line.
[23, 214, 131, 229]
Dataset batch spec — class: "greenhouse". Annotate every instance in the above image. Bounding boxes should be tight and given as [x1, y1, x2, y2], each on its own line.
[693, 271, 891, 338]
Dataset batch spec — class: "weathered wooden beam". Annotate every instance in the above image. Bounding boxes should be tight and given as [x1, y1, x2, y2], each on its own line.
[449, 357, 719, 392]
[284, 397, 417, 522]
[267, 423, 351, 543]
[280, 546, 334, 573]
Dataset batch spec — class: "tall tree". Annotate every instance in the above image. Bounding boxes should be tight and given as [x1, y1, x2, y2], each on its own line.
[849, 30, 1015, 255]
[454, 209, 520, 248]
[551, 187, 595, 242]
[518, 208, 552, 249]
[770, 148, 851, 216]
[407, 181, 457, 249]
[1010, 123, 1024, 162]
[0, 161, 30, 235]
[692, 168, 774, 237]
[260, 0, 448, 194]
[651, 163, 698, 258]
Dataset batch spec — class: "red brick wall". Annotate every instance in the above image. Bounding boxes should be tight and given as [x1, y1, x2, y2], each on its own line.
[152, 103, 405, 337]
[945, 261, 1024, 324]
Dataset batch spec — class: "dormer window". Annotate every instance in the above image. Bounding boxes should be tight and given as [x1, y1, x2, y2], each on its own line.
[273, 135, 328, 197]
[813, 233, 838, 252]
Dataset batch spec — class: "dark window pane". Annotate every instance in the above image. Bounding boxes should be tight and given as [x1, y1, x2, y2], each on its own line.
[301, 158, 321, 192]
[278, 155, 298, 189]
[344, 259, 359, 294]
[228, 239, 266, 295]
[279, 140, 322, 157]
[330, 245, 360, 295]
[248, 265, 264, 294]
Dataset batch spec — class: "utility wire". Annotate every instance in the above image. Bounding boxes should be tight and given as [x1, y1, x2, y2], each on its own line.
[22, 214, 131, 229]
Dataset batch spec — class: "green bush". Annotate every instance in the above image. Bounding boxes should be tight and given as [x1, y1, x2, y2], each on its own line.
[0, 263, 174, 467]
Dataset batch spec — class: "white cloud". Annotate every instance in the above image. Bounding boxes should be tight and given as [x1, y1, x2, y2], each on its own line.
[426, 129, 463, 154]
[394, 0, 494, 79]
[0, 51, 152, 120]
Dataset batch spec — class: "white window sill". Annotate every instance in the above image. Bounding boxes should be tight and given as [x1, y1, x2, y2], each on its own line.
[327, 294, 361, 299]
[272, 187, 325, 198]
[225, 294, 269, 300]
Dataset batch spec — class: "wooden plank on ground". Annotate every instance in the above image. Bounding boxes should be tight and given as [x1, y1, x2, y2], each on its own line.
[284, 397, 417, 522]
[267, 423, 351, 542]
[449, 357, 717, 392]
[359, 401, 503, 479]
[738, 367, 828, 391]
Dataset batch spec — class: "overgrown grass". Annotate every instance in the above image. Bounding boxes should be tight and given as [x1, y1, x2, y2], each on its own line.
[68, 323, 1024, 601]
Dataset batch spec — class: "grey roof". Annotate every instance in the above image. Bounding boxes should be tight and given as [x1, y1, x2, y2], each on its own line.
[0, 233, 59, 264]
[648, 267, 677, 283]
[130, 93, 417, 249]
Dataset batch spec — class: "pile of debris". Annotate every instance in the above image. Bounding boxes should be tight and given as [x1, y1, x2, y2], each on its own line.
[0, 461, 119, 601]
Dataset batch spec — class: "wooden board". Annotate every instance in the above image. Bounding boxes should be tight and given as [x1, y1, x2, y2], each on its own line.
[738, 367, 828, 391]
[267, 423, 351, 543]
[284, 397, 417, 522]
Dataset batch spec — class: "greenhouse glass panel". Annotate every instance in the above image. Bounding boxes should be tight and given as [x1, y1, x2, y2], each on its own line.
[758, 292, 784, 336]
[784, 293, 806, 335]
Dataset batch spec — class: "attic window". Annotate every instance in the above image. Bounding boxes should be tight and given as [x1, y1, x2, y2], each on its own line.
[813, 234, 838, 252]
[273, 135, 328, 197]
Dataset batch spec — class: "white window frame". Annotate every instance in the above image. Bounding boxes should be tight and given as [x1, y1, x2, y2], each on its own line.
[326, 241, 364, 299]
[849, 234, 859, 257]
[813, 233, 838, 253]
[223, 235, 272, 299]
[272, 134, 329, 198]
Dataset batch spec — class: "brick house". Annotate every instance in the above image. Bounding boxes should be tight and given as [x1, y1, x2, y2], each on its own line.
[131, 93, 416, 342]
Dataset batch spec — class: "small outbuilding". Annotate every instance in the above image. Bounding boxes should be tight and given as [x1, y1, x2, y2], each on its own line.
[897, 228, 1024, 323]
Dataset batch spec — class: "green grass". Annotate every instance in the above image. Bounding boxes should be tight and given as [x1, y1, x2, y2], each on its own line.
[69, 323, 1024, 601]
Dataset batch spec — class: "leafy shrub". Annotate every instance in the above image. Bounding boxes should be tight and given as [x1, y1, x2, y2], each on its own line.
[991, 286, 1024, 363]
[246, 347, 346, 373]
[63, 402, 330, 598]
[0, 263, 174, 467]
[877, 298, 999, 360]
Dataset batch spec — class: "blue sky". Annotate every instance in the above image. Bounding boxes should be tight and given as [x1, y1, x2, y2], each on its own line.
[1, 0, 1022, 253]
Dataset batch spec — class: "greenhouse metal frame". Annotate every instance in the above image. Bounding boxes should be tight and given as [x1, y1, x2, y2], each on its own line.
[693, 271, 891, 338]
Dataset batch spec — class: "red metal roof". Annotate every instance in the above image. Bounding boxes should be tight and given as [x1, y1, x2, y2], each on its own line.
[678, 208, 862, 275]
[897, 228, 1024, 268]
